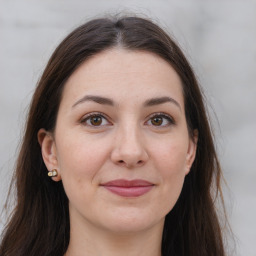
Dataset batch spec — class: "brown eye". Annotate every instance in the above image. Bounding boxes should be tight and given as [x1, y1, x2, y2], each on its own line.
[90, 116, 102, 126]
[81, 113, 111, 127]
[146, 113, 175, 127]
[151, 116, 163, 126]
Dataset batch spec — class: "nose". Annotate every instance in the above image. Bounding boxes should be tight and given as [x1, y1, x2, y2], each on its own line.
[110, 126, 149, 168]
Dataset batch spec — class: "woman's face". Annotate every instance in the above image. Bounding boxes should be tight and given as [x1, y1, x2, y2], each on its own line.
[40, 49, 197, 234]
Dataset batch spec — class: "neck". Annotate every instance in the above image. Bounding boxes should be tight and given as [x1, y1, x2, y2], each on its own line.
[65, 216, 164, 256]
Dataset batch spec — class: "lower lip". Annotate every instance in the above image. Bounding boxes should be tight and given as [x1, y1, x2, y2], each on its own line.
[103, 186, 153, 197]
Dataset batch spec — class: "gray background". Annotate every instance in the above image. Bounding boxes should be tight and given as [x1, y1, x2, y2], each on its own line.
[0, 0, 255, 255]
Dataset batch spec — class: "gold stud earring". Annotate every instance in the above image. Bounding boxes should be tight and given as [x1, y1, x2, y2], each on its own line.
[48, 169, 58, 177]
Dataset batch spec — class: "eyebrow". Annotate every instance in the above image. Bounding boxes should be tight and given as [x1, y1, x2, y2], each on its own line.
[72, 95, 114, 108]
[144, 96, 181, 110]
[72, 95, 181, 110]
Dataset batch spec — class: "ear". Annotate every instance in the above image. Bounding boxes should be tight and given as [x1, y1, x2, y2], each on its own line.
[185, 129, 198, 175]
[38, 128, 61, 181]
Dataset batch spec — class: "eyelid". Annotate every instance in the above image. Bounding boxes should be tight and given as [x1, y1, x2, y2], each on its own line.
[145, 112, 175, 126]
[80, 111, 175, 128]
[80, 112, 112, 126]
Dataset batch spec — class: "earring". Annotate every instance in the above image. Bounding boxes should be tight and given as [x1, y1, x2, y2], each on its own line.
[48, 169, 58, 177]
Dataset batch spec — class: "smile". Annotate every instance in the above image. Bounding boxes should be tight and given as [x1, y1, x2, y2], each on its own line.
[100, 179, 154, 197]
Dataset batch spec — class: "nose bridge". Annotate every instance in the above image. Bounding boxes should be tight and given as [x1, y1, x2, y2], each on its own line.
[111, 117, 148, 167]
[120, 121, 141, 149]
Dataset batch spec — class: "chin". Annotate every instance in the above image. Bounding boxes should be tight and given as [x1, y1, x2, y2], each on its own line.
[99, 208, 165, 234]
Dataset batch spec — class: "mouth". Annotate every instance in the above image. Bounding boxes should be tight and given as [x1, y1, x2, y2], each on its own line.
[100, 179, 154, 197]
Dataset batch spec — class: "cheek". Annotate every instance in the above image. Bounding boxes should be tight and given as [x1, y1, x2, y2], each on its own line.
[55, 134, 111, 189]
[152, 137, 188, 176]
[55, 136, 112, 211]
[151, 137, 188, 209]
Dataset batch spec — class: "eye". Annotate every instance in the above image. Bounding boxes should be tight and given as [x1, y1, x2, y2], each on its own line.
[81, 113, 111, 127]
[146, 113, 175, 127]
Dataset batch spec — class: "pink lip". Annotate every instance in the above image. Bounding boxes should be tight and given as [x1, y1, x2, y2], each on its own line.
[101, 179, 154, 197]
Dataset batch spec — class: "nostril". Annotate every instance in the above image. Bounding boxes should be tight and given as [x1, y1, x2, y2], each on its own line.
[116, 159, 144, 167]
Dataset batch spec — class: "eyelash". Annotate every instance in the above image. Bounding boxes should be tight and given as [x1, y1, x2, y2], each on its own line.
[80, 112, 175, 128]
[145, 112, 175, 127]
[80, 112, 111, 127]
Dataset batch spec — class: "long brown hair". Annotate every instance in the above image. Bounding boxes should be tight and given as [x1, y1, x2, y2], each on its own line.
[0, 15, 227, 256]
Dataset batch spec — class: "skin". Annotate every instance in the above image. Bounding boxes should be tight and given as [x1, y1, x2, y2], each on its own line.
[38, 49, 197, 256]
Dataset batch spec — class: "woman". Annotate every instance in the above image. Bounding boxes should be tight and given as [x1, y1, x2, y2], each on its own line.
[0, 15, 227, 256]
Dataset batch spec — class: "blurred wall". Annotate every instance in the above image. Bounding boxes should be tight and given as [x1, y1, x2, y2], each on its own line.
[0, 0, 255, 255]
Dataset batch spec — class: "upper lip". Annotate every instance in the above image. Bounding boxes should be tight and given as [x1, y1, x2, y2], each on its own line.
[101, 179, 154, 187]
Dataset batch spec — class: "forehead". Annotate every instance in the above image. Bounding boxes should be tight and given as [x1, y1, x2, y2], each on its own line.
[61, 49, 184, 108]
